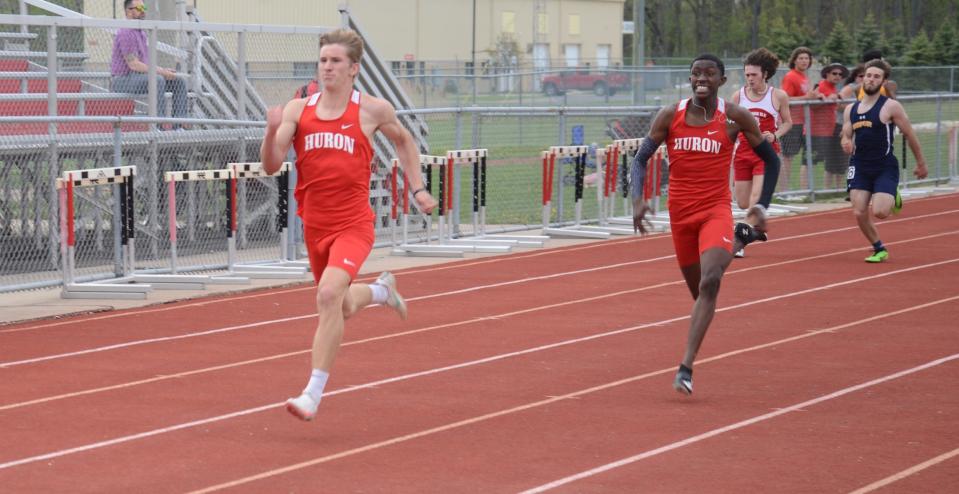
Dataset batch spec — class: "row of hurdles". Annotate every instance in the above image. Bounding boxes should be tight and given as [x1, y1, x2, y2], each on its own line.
[54, 138, 801, 298]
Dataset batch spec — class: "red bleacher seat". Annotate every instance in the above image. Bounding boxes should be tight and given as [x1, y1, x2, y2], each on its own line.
[0, 79, 83, 93]
[0, 60, 29, 71]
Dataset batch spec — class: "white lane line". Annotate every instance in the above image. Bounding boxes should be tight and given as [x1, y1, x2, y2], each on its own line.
[5, 227, 956, 369]
[1, 273, 956, 473]
[3, 203, 955, 334]
[519, 355, 959, 493]
[2, 229, 957, 410]
[848, 447, 959, 494]
[0, 236, 653, 334]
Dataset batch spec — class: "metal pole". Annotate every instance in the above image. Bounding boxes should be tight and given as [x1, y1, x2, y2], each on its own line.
[935, 94, 943, 181]
[148, 27, 158, 126]
[632, 0, 645, 105]
[803, 104, 814, 201]
[113, 124, 123, 274]
[471, 0, 477, 105]
[237, 31, 247, 121]
[557, 111, 566, 221]
[46, 27, 60, 272]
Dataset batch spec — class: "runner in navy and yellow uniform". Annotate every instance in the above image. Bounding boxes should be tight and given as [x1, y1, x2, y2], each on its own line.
[841, 59, 927, 263]
[630, 54, 780, 395]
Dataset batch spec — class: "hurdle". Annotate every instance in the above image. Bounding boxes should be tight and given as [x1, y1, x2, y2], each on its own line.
[582, 144, 633, 236]
[390, 154, 468, 257]
[606, 138, 670, 232]
[541, 145, 610, 239]
[444, 148, 545, 248]
[164, 164, 305, 280]
[58, 166, 151, 299]
[228, 162, 311, 273]
[163, 168, 250, 287]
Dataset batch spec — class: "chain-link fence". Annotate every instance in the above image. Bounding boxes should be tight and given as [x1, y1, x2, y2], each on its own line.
[386, 64, 959, 109]
[2, 13, 958, 292]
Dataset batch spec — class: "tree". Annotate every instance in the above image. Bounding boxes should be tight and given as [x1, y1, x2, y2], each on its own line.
[765, 18, 806, 63]
[931, 22, 959, 65]
[903, 30, 936, 66]
[883, 28, 909, 66]
[820, 20, 855, 64]
[854, 13, 882, 58]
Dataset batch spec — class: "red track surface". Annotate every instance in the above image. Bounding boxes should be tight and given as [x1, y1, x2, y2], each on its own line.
[2, 194, 958, 493]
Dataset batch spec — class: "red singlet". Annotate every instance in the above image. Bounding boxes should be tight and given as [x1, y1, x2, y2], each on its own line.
[293, 89, 375, 233]
[666, 98, 737, 266]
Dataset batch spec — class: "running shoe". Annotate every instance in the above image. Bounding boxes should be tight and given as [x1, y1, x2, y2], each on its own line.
[285, 393, 319, 421]
[735, 222, 767, 246]
[673, 366, 693, 395]
[376, 271, 408, 320]
[892, 189, 902, 215]
[734, 248, 745, 258]
[864, 250, 889, 263]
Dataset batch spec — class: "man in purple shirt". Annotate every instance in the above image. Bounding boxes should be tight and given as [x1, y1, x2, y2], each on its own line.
[110, 0, 188, 126]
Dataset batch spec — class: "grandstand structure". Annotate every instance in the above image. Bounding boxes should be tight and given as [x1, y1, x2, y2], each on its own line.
[0, 2, 429, 292]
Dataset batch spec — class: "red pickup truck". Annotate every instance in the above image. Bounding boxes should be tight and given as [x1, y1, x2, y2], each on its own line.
[541, 70, 629, 96]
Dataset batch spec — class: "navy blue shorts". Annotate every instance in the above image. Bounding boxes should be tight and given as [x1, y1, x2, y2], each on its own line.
[847, 155, 899, 195]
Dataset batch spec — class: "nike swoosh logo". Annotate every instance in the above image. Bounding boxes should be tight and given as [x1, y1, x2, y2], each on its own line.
[343, 258, 356, 267]
[707, 130, 718, 135]
[341, 123, 354, 129]
[723, 236, 732, 244]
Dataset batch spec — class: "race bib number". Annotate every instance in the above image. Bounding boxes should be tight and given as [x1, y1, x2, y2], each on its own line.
[847, 166, 856, 180]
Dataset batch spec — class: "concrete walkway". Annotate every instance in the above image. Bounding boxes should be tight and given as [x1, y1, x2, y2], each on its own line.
[0, 199, 856, 327]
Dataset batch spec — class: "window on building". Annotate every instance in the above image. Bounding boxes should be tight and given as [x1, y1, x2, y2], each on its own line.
[568, 14, 580, 36]
[563, 44, 580, 68]
[501, 11, 516, 33]
[597, 45, 611, 69]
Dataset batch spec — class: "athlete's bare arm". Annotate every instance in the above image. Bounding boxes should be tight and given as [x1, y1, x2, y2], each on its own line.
[630, 104, 675, 233]
[728, 101, 781, 213]
[772, 88, 793, 140]
[884, 100, 927, 178]
[261, 99, 306, 175]
[362, 96, 438, 214]
[840, 104, 854, 154]
[726, 102, 764, 147]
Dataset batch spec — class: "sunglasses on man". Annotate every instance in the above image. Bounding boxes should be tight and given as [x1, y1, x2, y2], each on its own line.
[127, 4, 147, 13]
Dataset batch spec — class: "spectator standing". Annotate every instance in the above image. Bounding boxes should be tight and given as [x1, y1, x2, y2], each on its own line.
[780, 47, 817, 191]
[811, 63, 848, 190]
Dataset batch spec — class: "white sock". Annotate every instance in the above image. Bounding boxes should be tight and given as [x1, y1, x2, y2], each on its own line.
[303, 369, 329, 403]
[369, 283, 388, 304]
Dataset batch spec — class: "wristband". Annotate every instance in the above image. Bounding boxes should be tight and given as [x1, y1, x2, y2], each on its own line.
[411, 187, 428, 197]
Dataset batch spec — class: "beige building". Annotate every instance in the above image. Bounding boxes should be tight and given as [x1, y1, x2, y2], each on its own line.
[92, 0, 626, 69]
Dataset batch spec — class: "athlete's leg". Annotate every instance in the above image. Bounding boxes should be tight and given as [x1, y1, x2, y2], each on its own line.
[734, 180, 753, 210]
[679, 263, 701, 300]
[681, 247, 732, 368]
[870, 165, 900, 219]
[850, 189, 879, 243]
[312, 266, 352, 370]
[871, 192, 895, 219]
[748, 174, 764, 208]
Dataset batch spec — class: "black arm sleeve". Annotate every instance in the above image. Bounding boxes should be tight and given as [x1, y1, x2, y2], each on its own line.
[752, 139, 780, 209]
[629, 138, 660, 200]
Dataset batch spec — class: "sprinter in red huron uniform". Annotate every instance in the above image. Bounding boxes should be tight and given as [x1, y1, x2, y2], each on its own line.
[261, 28, 437, 422]
[630, 54, 779, 396]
